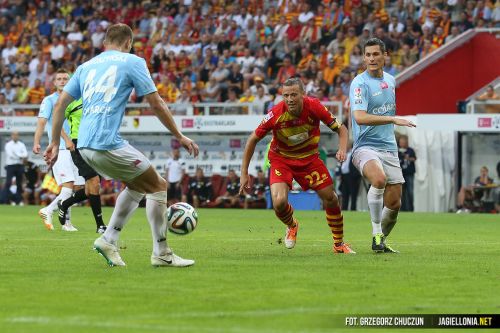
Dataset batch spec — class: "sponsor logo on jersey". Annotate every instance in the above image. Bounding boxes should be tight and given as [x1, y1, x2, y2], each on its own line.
[354, 88, 362, 98]
[372, 91, 382, 97]
[372, 103, 396, 115]
[263, 111, 274, 123]
[288, 132, 309, 144]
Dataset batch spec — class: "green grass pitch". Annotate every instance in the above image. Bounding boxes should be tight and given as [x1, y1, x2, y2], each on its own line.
[0, 206, 498, 333]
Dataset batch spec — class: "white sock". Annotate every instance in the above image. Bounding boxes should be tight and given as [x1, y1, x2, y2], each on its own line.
[103, 188, 144, 244]
[66, 206, 71, 224]
[382, 207, 399, 237]
[367, 186, 385, 235]
[47, 187, 73, 212]
[146, 191, 170, 257]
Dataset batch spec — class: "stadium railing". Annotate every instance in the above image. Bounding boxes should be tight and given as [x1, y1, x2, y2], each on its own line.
[466, 100, 500, 114]
[4, 101, 343, 119]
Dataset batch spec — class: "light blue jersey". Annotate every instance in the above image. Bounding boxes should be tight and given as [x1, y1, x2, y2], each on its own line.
[64, 50, 157, 150]
[349, 71, 397, 152]
[38, 92, 71, 150]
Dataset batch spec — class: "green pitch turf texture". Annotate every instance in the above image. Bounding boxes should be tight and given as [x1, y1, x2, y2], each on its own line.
[0, 206, 498, 333]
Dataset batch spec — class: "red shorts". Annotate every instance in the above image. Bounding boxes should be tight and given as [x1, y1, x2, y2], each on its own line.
[269, 157, 333, 191]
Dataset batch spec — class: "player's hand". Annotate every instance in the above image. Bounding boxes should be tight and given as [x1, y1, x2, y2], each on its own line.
[179, 135, 199, 158]
[393, 117, 416, 127]
[336, 149, 346, 162]
[43, 143, 59, 168]
[239, 174, 251, 195]
[65, 139, 75, 151]
[32, 143, 41, 154]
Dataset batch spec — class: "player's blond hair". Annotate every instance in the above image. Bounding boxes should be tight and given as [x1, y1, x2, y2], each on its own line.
[104, 23, 133, 47]
[283, 77, 305, 92]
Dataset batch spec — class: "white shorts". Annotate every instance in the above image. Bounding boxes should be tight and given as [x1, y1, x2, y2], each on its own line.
[352, 147, 405, 185]
[80, 144, 151, 183]
[52, 150, 85, 186]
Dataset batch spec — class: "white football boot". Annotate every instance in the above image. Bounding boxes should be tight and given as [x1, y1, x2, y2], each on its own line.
[151, 251, 195, 267]
[62, 222, 78, 232]
[38, 207, 54, 231]
[93, 236, 126, 267]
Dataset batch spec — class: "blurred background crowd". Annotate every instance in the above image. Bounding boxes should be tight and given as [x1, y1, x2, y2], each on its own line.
[0, 0, 498, 117]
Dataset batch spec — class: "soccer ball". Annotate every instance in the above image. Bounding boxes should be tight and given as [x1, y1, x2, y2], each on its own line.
[166, 202, 198, 235]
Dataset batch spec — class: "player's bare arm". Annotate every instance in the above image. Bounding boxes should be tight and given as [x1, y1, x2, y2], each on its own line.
[239, 132, 261, 195]
[353, 110, 416, 127]
[334, 124, 348, 162]
[43, 91, 74, 167]
[33, 117, 48, 154]
[61, 129, 74, 151]
[144, 92, 199, 157]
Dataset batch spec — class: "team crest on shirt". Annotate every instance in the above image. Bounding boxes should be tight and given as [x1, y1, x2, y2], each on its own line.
[275, 169, 282, 176]
[354, 88, 362, 98]
[380, 82, 389, 89]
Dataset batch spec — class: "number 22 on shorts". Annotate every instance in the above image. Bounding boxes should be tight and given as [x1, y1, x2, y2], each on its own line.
[304, 171, 327, 188]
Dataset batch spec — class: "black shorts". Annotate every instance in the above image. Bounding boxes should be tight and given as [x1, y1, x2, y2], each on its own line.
[70, 140, 99, 180]
[168, 181, 182, 200]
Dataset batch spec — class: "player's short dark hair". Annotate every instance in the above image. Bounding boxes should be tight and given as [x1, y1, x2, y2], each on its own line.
[363, 38, 386, 54]
[283, 77, 305, 92]
[105, 23, 133, 47]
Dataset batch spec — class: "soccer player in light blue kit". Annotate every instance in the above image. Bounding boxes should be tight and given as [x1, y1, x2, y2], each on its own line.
[44, 23, 199, 267]
[349, 38, 416, 253]
[33, 69, 85, 232]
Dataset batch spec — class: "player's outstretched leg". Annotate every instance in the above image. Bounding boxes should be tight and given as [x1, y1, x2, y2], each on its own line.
[86, 177, 107, 233]
[275, 202, 298, 249]
[318, 186, 355, 254]
[39, 186, 73, 230]
[146, 191, 194, 267]
[93, 187, 143, 267]
[271, 183, 298, 249]
[62, 206, 78, 231]
[381, 184, 402, 253]
[368, 186, 385, 253]
[58, 188, 86, 225]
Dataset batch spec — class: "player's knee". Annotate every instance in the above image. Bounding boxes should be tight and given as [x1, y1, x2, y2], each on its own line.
[273, 197, 287, 212]
[371, 175, 386, 188]
[386, 198, 401, 210]
[87, 177, 100, 195]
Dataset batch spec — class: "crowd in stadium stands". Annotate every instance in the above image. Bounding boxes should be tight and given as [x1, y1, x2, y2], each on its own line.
[0, 0, 498, 116]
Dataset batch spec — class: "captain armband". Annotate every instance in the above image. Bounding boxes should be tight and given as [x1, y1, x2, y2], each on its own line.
[328, 118, 342, 131]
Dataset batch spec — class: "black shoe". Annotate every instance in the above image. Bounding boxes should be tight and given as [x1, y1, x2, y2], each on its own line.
[57, 200, 67, 225]
[96, 225, 107, 234]
[372, 233, 385, 252]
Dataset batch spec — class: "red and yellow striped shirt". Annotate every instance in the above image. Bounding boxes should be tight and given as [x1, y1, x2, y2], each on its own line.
[255, 97, 341, 164]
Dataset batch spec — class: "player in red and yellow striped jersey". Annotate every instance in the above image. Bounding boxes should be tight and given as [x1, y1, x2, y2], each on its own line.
[239, 78, 356, 254]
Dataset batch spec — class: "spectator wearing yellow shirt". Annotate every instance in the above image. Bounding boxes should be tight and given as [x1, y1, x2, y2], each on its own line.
[27, 79, 46, 104]
[296, 47, 315, 73]
[156, 76, 180, 103]
[323, 58, 337, 86]
[15, 78, 30, 104]
[17, 38, 32, 56]
[239, 88, 255, 115]
[343, 27, 359, 62]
